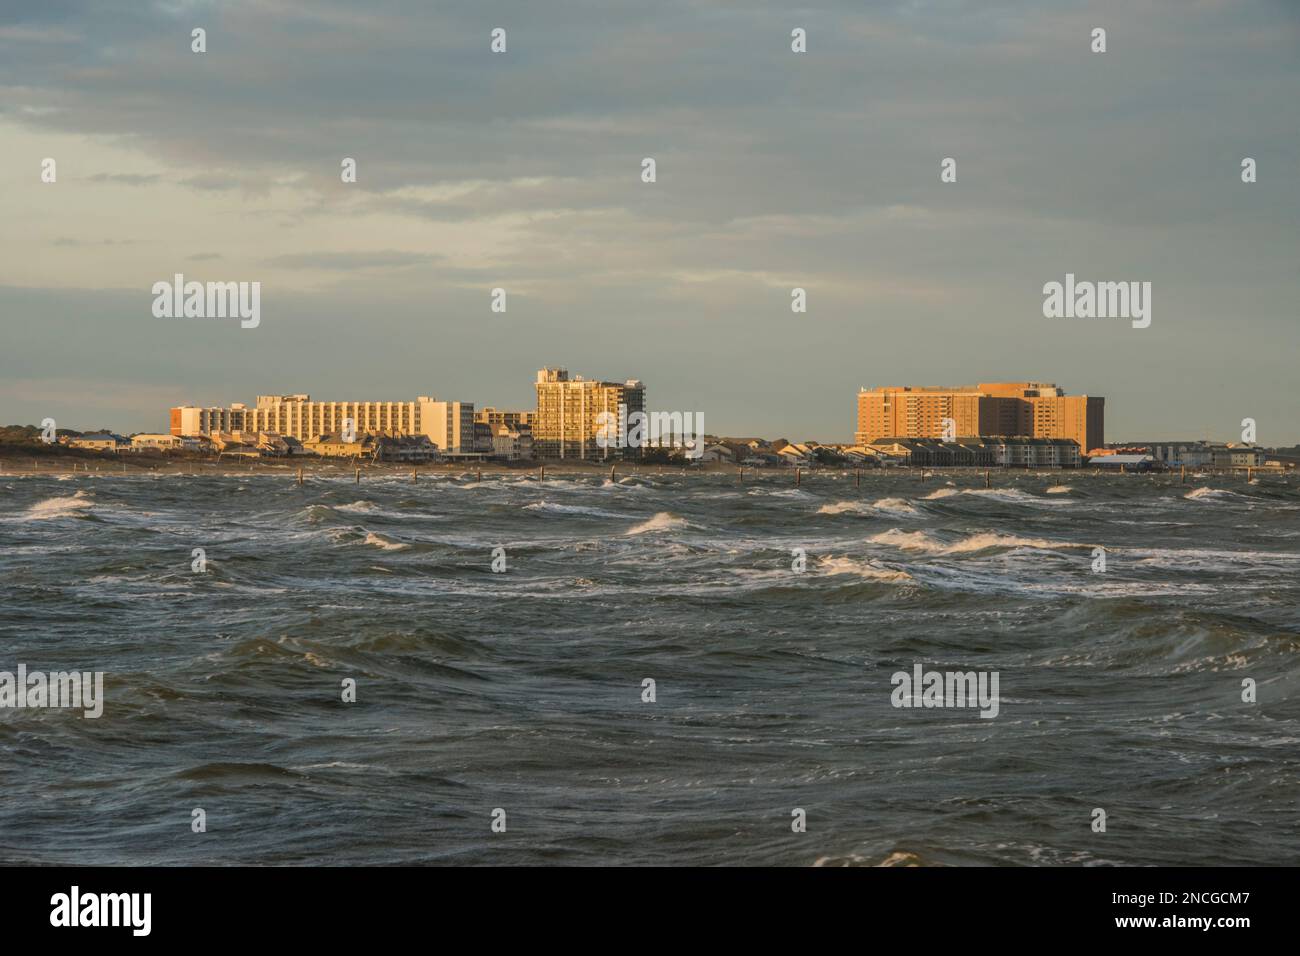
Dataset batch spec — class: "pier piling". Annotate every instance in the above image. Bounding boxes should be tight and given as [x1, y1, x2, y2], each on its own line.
[297, 467, 304, 486]
[795, 467, 801, 487]
[355, 468, 360, 484]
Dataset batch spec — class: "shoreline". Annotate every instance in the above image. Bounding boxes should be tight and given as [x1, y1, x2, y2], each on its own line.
[0, 454, 1281, 482]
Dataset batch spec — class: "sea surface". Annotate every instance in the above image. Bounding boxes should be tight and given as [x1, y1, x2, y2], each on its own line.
[1, 469, 1297, 866]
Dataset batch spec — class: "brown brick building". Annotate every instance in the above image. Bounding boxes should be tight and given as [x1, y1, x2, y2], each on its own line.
[855, 382, 1103, 453]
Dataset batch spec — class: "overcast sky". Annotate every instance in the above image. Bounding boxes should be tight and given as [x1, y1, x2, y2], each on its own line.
[1, 0, 1297, 442]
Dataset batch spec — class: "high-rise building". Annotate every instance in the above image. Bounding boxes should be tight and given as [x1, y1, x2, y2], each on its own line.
[532, 367, 646, 460]
[855, 381, 1103, 452]
[170, 394, 477, 453]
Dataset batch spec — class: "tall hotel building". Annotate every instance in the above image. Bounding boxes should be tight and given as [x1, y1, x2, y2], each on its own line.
[533, 367, 646, 460]
[855, 382, 1103, 453]
[171, 395, 476, 453]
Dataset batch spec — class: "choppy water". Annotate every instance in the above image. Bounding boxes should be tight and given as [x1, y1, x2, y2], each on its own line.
[2, 469, 1298, 865]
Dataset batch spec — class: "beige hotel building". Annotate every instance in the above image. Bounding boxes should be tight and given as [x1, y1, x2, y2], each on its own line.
[533, 367, 646, 460]
[855, 382, 1104, 453]
[170, 395, 477, 454]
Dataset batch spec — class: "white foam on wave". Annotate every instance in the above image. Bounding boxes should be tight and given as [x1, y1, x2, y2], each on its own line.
[361, 531, 409, 551]
[1184, 486, 1244, 502]
[819, 556, 912, 582]
[872, 497, 919, 516]
[1045, 485, 1072, 494]
[626, 512, 688, 535]
[23, 491, 94, 520]
[868, 527, 1085, 555]
[525, 501, 626, 519]
[335, 500, 377, 513]
[817, 497, 919, 517]
[964, 488, 1049, 503]
[921, 487, 960, 500]
[817, 500, 872, 516]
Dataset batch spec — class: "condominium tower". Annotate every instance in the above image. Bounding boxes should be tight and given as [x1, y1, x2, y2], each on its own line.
[533, 367, 646, 460]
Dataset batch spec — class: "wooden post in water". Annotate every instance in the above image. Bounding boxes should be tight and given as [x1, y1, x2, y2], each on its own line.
[738, 465, 743, 484]
[855, 469, 861, 489]
[477, 469, 482, 483]
[795, 467, 801, 487]
[355, 468, 361, 484]
[297, 467, 304, 486]
[539, 464, 545, 484]
[1180, 465, 1186, 484]
[985, 470, 991, 488]
[412, 469, 418, 483]
[610, 465, 616, 483]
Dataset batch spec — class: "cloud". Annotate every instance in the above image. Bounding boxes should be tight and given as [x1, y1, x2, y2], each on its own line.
[266, 250, 442, 271]
[0, 0, 1297, 438]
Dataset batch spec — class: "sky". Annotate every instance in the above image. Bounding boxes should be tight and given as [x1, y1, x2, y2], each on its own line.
[1, 0, 1297, 443]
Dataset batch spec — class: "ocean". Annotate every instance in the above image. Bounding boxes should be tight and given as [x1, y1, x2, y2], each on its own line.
[1, 468, 1297, 865]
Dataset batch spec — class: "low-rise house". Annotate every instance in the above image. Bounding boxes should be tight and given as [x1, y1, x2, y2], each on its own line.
[303, 432, 377, 458]
[1087, 453, 1158, 471]
[701, 444, 736, 464]
[776, 445, 809, 466]
[70, 433, 127, 452]
[130, 433, 184, 452]
[373, 435, 438, 462]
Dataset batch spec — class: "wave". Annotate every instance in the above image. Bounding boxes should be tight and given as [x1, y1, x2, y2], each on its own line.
[868, 528, 1087, 555]
[1184, 487, 1245, 502]
[921, 487, 961, 500]
[817, 497, 919, 517]
[626, 512, 688, 535]
[873, 497, 920, 516]
[525, 501, 626, 519]
[819, 556, 912, 582]
[23, 491, 95, 520]
[1045, 485, 1072, 494]
[361, 531, 409, 551]
[817, 500, 872, 516]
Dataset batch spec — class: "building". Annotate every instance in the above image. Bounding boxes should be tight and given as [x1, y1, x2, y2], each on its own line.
[1088, 454, 1158, 472]
[855, 382, 1103, 454]
[490, 424, 533, 460]
[69, 433, 127, 452]
[476, 407, 534, 430]
[700, 444, 736, 464]
[532, 367, 646, 460]
[863, 436, 1080, 468]
[302, 432, 377, 458]
[130, 433, 185, 451]
[1101, 440, 1266, 468]
[373, 435, 438, 463]
[171, 394, 476, 453]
